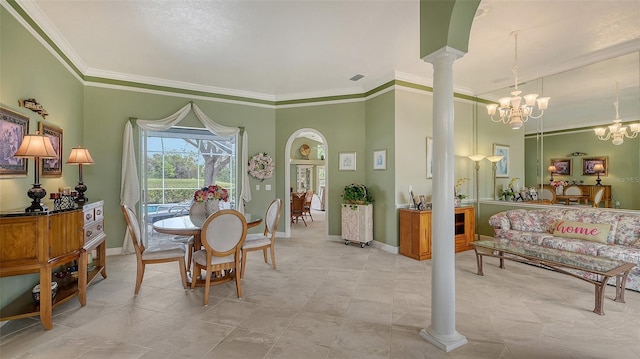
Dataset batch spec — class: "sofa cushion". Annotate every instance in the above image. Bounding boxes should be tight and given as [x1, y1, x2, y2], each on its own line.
[506, 209, 563, 233]
[614, 215, 640, 246]
[551, 220, 611, 243]
[494, 229, 553, 246]
[540, 236, 607, 256]
[597, 245, 640, 265]
[561, 209, 619, 244]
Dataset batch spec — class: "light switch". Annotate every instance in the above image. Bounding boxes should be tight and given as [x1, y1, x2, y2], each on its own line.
[256, 184, 260, 190]
[265, 185, 271, 190]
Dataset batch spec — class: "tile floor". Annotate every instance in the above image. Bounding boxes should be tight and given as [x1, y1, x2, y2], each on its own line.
[1, 210, 639, 358]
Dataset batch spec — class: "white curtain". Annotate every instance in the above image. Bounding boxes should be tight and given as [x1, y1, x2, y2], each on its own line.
[120, 103, 251, 254]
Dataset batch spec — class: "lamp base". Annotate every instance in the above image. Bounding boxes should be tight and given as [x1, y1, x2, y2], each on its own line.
[74, 182, 88, 204]
[26, 184, 47, 212]
[596, 176, 602, 186]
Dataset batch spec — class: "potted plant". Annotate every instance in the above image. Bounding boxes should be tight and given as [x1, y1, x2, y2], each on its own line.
[341, 184, 374, 247]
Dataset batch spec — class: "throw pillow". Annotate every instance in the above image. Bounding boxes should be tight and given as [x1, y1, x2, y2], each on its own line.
[552, 220, 611, 243]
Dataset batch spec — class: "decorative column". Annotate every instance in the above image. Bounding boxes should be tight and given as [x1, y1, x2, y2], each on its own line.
[420, 46, 467, 352]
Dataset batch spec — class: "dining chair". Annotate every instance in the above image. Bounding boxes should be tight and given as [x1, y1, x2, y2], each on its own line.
[121, 205, 188, 295]
[302, 190, 314, 221]
[291, 193, 306, 226]
[191, 209, 247, 305]
[541, 187, 556, 203]
[564, 185, 583, 204]
[241, 198, 282, 279]
[592, 188, 605, 208]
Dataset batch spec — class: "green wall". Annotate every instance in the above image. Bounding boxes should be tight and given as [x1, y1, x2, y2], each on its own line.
[0, 7, 85, 307]
[525, 130, 640, 209]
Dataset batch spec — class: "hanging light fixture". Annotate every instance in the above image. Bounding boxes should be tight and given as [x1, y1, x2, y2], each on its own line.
[486, 31, 550, 130]
[594, 82, 640, 145]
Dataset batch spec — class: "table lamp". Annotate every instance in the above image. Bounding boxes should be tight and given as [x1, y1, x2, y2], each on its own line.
[548, 165, 557, 183]
[13, 131, 58, 212]
[593, 163, 604, 186]
[66, 146, 95, 204]
[486, 156, 504, 200]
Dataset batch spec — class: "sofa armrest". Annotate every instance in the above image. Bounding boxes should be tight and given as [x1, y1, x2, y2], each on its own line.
[489, 212, 511, 230]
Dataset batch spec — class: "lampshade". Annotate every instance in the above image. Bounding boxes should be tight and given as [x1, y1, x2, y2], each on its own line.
[486, 156, 503, 163]
[548, 165, 557, 173]
[593, 164, 605, 173]
[13, 133, 57, 158]
[66, 146, 94, 165]
[468, 154, 486, 162]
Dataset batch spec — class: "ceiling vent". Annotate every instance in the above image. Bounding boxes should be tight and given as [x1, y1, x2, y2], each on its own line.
[349, 74, 365, 81]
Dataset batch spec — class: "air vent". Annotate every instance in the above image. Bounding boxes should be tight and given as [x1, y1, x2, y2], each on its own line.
[349, 74, 365, 81]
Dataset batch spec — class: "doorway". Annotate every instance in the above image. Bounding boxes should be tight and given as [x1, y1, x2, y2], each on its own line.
[284, 128, 328, 238]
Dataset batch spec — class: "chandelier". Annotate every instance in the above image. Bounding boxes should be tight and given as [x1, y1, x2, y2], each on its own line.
[486, 31, 550, 130]
[594, 82, 640, 145]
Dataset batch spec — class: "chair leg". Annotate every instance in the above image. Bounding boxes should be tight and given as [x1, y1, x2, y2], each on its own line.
[235, 265, 243, 298]
[178, 257, 188, 289]
[241, 250, 248, 279]
[186, 243, 193, 273]
[204, 265, 211, 306]
[191, 262, 199, 289]
[135, 262, 145, 295]
[263, 248, 268, 263]
[270, 245, 276, 270]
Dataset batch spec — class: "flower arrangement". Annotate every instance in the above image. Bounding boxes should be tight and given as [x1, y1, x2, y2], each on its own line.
[551, 180, 569, 188]
[501, 177, 521, 200]
[248, 152, 275, 181]
[193, 185, 229, 202]
[454, 178, 469, 199]
[342, 183, 373, 209]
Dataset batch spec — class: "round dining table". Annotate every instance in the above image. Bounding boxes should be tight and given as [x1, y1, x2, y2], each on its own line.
[152, 213, 262, 251]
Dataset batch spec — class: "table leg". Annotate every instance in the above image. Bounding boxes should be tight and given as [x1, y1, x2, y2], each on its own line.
[78, 251, 88, 306]
[593, 276, 610, 315]
[498, 251, 505, 269]
[614, 270, 631, 303]
[39, 268, 53, 330]
[474, 250, 484, 276]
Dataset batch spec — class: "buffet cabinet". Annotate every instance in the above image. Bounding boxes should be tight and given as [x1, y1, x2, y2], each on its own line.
[399, 206, 475, 261]
[542, 184, 612, 207]
[0, 200, 106, 329]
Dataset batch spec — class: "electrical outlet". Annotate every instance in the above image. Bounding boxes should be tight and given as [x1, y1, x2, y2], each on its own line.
[256, 184, 260, 191]
[265, 185, 271, 190]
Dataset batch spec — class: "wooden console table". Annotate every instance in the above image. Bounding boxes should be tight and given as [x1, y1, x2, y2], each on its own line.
[0, 200, 106, 329]
[399, 206, 475, 260]
[543, 184, 612, 207]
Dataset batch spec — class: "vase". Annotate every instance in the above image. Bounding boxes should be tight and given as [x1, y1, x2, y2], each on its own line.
[189, 202, 207, 228]
[205, 199, 220, 218]
[454, 197, 461, 207]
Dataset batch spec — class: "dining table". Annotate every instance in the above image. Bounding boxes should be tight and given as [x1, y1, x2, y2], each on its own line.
[555, 195, 589, 205]
[152, 213, 262, 286]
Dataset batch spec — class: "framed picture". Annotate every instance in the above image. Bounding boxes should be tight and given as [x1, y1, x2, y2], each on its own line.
[582, 156, 608, 176]
[39, 122, 63, 177]
[339, 152, 356, 171]
[426, 137, 433, 179]
[373, 149, 386, 170]
[550, 158, 572, 176]
[0, 106, 29, 177]
[493, 143, 510, 178]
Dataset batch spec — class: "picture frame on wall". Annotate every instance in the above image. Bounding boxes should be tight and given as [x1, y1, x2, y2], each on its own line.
[426, 137, 433, 179]
[39, 122, 63, 177]
[0, 106, 29, 177]
[339, 152, 356, 171]
[493, 143, 510, 178]
[373, 149, 386, 170]
[550, 158, 572, 176]
[582, 156, 608, 176]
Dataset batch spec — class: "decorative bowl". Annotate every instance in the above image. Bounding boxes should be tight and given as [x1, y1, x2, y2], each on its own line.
[32, 282, 58, 303]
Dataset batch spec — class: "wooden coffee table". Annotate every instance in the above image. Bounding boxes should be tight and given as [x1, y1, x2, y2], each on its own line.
[472, 240, 634, 315]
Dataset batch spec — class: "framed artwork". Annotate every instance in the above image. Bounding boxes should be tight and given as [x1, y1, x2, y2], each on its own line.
[0, 106, 29, 177]
[39, 122, 63, 177]
[493, 143, 510, 178]
[582, 156, 608, 176]
[550, 158, 572, 176]
[426, 137, 433, 179]
[373, 149, 386, 170]
[339, 152, 356, 171]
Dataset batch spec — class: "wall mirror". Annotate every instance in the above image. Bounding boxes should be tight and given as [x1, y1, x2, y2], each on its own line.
[477, 50, 640, 209]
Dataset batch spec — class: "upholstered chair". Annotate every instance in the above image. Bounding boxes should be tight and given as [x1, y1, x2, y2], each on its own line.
[241, 198, 283, 279]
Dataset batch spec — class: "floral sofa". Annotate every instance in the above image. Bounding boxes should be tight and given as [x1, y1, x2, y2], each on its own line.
[488, 208, 640, 292]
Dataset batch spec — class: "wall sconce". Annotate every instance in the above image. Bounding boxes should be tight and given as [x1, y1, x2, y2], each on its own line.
[66, 146, 95, 204]
[548, 165, 557, 183]
[486, 156, 504, 200]
[593, 164, 605, 186]
[13, 132, 57, 212]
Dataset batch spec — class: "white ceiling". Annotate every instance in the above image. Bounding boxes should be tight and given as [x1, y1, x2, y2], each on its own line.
[11, 0, 640, 132]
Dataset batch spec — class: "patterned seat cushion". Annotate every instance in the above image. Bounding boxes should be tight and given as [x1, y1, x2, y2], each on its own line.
[614, 215, 640, 246]
[494, 229, 552, 246]
[540, 236, 608, 256]
[597, 245, 640, 265]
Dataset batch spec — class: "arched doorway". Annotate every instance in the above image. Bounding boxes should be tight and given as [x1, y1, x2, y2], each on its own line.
[283, 128, 329, 238]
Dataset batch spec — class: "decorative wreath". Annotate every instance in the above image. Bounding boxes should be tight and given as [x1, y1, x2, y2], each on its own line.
[248, 152, 274, 181]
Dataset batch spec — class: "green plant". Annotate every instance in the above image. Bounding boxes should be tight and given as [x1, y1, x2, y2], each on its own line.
[342, 183, 373, 209]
